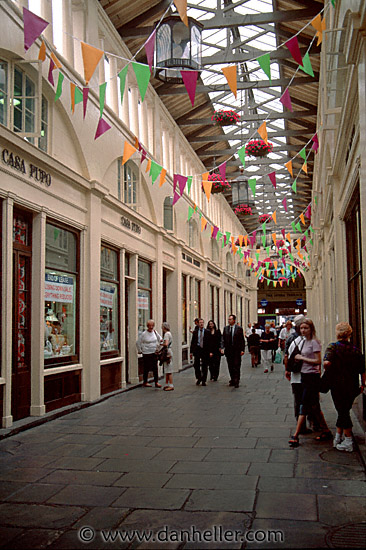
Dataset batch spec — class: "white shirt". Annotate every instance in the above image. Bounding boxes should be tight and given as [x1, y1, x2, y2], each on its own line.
[137, 330, 162, 354]
[279, 327, 295, 341]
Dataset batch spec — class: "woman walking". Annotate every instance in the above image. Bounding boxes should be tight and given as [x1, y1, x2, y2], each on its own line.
[206, 320, 223, 381]
[323, 323, 365, 452]
[161, 322, 174, 391]
[288, 319, 331, 447]
[248, 328, 261, 368]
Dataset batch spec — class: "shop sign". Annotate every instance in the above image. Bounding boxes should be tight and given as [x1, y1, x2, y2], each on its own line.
[138, 292, 149, 310]
[260, 299, 268, 307]
[120, 215, 141, 234]
[45, 273, 73, 303]
[1, 148, 52, 186]
[100, 284, 115, 308]
[296, 299, 303, 306]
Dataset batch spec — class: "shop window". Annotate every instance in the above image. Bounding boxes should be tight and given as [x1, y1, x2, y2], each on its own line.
[44, 223, 78, 365]
[138, 259, 152, 334]
[100, 245, 120, 357]
[0, 59, 48, 151]
[118, 159, 138, 209]
[182, 274, 187, 344]
[163, 196, 173, 230]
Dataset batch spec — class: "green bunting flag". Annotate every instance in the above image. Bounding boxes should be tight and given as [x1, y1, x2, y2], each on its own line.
[226, 231, 231, 243]
[289, 253, 295, 262]
[299, 147, 307, 162]
[266, 246, 270, 256]
[187, 206, 194, 221]
[262, 222, 267, 233]
[314, 196, 318, 205]
[295, 222, 302, 232]
[238, 145, 246, 168]
[132, 62, 151, 101]
[55, 73, 64, 102]
[99, 82, 107, 118]
[265, 262, 270, 270]
[187, 176, 193, 194]
[118, 66, 128, 103]
[309, 225, 314, 233]
[75, 87, 83, 105]
[279, 249, 283, 258]
[262, 235, 266, 247]
[217, 231, 223, 241]
[292, 179, 297, 193]
[248, 178, 257, 198]
[309, 239, 313, 245]
[291, 221, 297, 232]
[299, 52, 314, 77]
[304, 229, 309, 238]
[150, 160, 162, 184]
[255, 253, 259, 262]
[221, 238, 226, 248]
[258, 53, 271, 83]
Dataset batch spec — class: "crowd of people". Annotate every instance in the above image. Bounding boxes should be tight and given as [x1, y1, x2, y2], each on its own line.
[137, 315, 365, 453]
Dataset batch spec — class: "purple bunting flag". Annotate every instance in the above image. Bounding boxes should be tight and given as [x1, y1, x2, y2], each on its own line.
[312, 133, 319, 154]
[23, 7, 49, 51]
[181, 70, 199, 107]
[268, 171, 276, 189]
[280, 88, 293, 112]
[47, 58, 55, 86]
[94, 118, 111, 139]
[285, 36, 303, 66]
[83, 87, 89, 119]
[145, 31, 156, 73]
[172, 191, 181, 206]
[218, 162, 227, 182]
[212, 226, 219, 240]
[282, 197, 288, 212]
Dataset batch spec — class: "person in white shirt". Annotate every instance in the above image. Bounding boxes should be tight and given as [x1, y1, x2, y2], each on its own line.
[137, 320, 162, 388]
[279, 320, 295, 357]
[245, 323, 253, 338]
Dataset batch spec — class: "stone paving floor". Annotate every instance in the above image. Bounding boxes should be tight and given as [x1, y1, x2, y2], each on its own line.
[0, 356, 365, 549]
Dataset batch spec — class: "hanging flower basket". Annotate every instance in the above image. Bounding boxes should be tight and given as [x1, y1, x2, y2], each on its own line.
[278, 248, 288, 256]
[276, 239, 285, 248]
[259, 214, 272, 224]
[211, 110, 240, 126]
[245, 139, 273, 157]
[234, 204, 253, 215]
[205, 173, 231, 194]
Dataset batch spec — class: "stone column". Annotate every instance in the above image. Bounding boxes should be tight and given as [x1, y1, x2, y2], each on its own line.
[109, 55, 119, 115]
[98, 35, 106, 85]
[1, 197, 13, 428]
[130, 85, 140, 139]
[129, 254, 139, 385]
[358, 35, 366, 346]
[168, 131, 174, 175]
[153, 97, 162, 162]
[146, 99, 154, 153]
[72, 1, 85, 77]
[121, 69, 130, 127]
[140, 97, 149, 149]
[62, 0, 74, 64]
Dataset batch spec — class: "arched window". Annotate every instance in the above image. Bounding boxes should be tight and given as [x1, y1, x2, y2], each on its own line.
[211, 240, 220, 262]
[237, 263, 244, 280]
[226, 252, 233, 273]
[118, 160, 138, 210]
[189, 219, 198, 248]
[163, 196, 173, 230]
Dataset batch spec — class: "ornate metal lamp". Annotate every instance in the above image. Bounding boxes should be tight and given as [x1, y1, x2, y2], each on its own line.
[155, 15, 203, 83]
[231, 171, 254, 209]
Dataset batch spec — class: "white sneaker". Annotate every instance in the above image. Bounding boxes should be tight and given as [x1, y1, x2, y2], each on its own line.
[336, 437, 353, 452]
[333, 435, 342, 448]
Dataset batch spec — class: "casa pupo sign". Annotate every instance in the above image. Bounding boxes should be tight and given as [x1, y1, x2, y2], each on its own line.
[1, 148, 52, 186]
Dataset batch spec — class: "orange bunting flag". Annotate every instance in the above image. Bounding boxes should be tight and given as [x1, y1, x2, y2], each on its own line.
[70, 82, 76, 113]
[202, 171, 209, 183]
[174, 0, 188, 26]
[159, 168, 167, 187]
[261, 269, 265, 275]
[51, 51, 62, 69]
[145, 159, 152, 173]
[257, 121, 268, 144]
[273, 261, 278, 270]
[279, 281, 283, 287]
[211, 225, 214, 236]
[300, 213, 305, 225]
[272, 233, 277, 245]
[285, 160, 293, 177]
[273, 281, 277, 288]
[122, 141, 137, 165]
[238, 235, 244, 247]
[233, 245, 238, 255]
[290, 265, 294, 272]
[286, 233, 291, 243]
[302, 162, 308, 174]
[272, 210, 277, 224]
[244, 235, 248, 247]
[248, 258, 253, 266]
[201, 217, 207, 232]
[267, 270, 270, 277]
[38, 40, 46, 61]
[297, 238, 301, 247]
[311, 14, 326, 46]
[222, 66, 237, 98]
[81, 42, 104, 85]
[202, 180, 212, 202]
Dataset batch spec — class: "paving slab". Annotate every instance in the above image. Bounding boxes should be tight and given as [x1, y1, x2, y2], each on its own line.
[0, 502, 86, 528]
[246, 519, 329, 548]
[184, 489, 256, 512]
[111, 487, 191, 510]
[255, 492, 317, 521]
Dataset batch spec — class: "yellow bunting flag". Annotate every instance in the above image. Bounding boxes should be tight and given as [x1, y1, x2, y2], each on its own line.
[285, 160, 293, 177]
[122, 141, 137, 165]
[257, 121, 268, 144]
[202, 180, 213, 202]
[70, 82, 76, 113]
[201, 217, 207, 232]
[238, 235, 244, 247]
[273, 281, 277, 288]
[174, 0, 188, 26]
[272, 210, 277, 224]
[300, 213, 305, 225]
[159, 168, 167, 187]
[222, 66, 237, 98]
[290, 266, 294, 272]
[38, 40, 46, 61]
[248, 258, 253, 266]
[51, 51, 62, 69]
[279, 281, 283, 287]
[267, 270, 270, 277]
[81, 42, 104, 85]
[302, 162, 308, 174]
[145, 159, 151, 173]
[272, 233, 277, 245]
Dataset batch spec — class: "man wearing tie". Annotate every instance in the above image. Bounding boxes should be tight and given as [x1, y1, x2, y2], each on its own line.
[222, 314, 245, 388]
[190, 318, 209, 386]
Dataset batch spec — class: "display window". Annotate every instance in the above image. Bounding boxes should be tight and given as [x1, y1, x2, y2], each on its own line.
[44, 222, 79, 365]
[138, 259, 152, 334]
[100, 245, 120, 357]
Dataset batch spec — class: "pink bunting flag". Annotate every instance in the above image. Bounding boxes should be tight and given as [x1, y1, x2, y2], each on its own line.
[83, 87, 89, 119]
[218, 162, 227, 182]
[94, 118, 111, 139]
[141, 149, 147, 164]
[23, 7, 49, 52]
[285, 36, 303, 66]
[281, 228, 286, 239]
[172, 191, 181, 206]
[212, 226, 219, 240]
[282, 197, 288, 212]
[305, 204, 312, 219]
[312, 133, 319, 154]
[47, 58, 55, 86]
[268, 171, 276, 189]
[145, 31, 156, 73]
[181, 70, 199, 107]
[280, 89, 293, 112]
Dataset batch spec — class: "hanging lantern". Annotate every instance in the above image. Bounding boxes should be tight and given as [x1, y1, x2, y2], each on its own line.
[231, 173, 254, 209]
[155, 16, 203, 83]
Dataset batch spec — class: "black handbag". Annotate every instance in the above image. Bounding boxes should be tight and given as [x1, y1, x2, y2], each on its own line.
[287, 338, 305, 373]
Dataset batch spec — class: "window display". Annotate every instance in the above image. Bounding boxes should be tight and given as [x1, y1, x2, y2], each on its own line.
[138, 259, 152, 334]
[100, 246, 119, 355]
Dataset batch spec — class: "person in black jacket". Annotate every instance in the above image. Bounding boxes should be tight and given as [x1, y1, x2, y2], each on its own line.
[190, 318, 210, 386]
[206, 320, 223, 381]
[247, 328, 261, 368]
[222, 314, 245, 388]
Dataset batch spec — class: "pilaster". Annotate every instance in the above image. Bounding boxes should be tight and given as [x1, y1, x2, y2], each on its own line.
[1, 197, 13, 428]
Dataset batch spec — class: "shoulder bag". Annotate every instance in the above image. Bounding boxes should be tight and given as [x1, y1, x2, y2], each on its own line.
[287, 336, 305, 373]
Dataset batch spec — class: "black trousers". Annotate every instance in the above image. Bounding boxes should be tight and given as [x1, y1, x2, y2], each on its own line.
[208, 354, 221, 380]
[332, 390, 356, 429]
[193, 349, 208, 383]
[142, 353, 159, 383]
[226, 353, 242, 384]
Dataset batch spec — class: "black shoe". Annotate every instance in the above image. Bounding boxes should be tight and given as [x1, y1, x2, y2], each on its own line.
[196, 380, 201, 385]
[202, 382, 207, 386]
[271, 365, 274, 372]
[234, 383, 239, 388]
[299, 428, 313, 435]
[229, 380, 234, 386]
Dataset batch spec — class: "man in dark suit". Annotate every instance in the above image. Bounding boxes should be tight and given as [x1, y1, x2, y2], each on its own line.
[222, 314, 245, 388]
[190, 318, 210, 385]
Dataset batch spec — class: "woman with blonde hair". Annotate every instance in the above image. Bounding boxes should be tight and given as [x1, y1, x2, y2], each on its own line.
[161, 322, 174, 391]
[288, 319, 331, 447]
[322, 323, 365, 452]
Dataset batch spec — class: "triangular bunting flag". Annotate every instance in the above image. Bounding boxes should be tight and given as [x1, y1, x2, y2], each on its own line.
[174, 0, 188, 26]
[268, 171, 276, 189]
[292, 180, 297, 193]
[222, 65, 237, 98]
[282, 197, 288, 212]
[280, 88, 293, 111]
[47, 58, 55, 86]
[94, 118, 111, 139]
[99, 82, 107, 119]
[285, 36, 303, 66]
[81, 42, 104, 85]
[299, 52, 314, 77]
[285, 160, 293, 177]
[75, 87, 83, 106]
[188, 206, 194, 221]
[299, 148, 307, 161]
[38, 40, 46, 62]
[145, 31, 156, 73]
[257, 121, 268, 144]
[201, 217, 207, 232]
[238, 145, 246, 168]
[187, 176, 193, 194]
[312, 133, 319, 154]
[23, 7, 49, 52]
[118, 66, 128, 103]
[181, 70, 199, 107]
[51, 52, 62, 69]
[159, 168, 167, 187]
[218, 162, 226, 182]
[302, 163, 308, 174]
[55, 73, 64, 102]
[70, 82, 76, 113]
[202, 180, 213, 202]
[258, 52, 272, 82]
[132, 62, 151, 101]
[248, 178, 256, 198]
[272, 210, 277, 224]
[145, 159, 152, 173]
[172, 191, 181, 206]
[122, 141, 137, 165]
[83, 88, 89, 119]
[150, 161, 162, 184]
